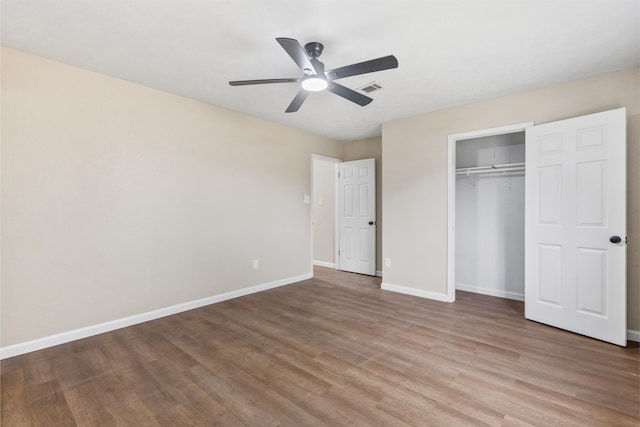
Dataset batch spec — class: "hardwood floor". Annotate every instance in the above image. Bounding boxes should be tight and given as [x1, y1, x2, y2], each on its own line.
[2, 267, 639, 426]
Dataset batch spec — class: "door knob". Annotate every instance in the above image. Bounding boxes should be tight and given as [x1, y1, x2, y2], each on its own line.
[369, 221, 375, 225]
[609, 236, 621, 244]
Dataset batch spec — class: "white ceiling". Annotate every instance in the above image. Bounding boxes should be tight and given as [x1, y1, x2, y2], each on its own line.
[2, 0, 639, 142]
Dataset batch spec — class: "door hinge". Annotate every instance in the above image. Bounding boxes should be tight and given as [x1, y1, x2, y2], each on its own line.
[338, 250, 340, 256]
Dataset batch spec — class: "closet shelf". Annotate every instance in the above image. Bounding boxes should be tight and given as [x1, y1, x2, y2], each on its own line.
[456, 162, 525, 176]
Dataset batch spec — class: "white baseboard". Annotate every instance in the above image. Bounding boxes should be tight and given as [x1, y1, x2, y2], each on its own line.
[0, 272, 312, 360]
[313, 260, 335, 269]
[314, 261, 381, 278]
[381, 282, 453, 302]
[3, 273, 635, 359]
[456, 282, 524, 301]
[382, 283, 640, 345]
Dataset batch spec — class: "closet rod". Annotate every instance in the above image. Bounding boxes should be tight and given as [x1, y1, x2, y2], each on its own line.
[456, 162, 525, 176]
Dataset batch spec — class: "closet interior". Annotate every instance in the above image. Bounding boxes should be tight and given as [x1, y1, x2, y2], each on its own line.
[455, 131, 525, 301]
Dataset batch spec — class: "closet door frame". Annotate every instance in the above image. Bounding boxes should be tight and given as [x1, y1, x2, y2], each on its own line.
[447, 122, 534, 302]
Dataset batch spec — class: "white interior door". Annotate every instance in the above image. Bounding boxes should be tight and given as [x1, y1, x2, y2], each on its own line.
[525, 108, 627, 346]
[338, 159, 376, 275]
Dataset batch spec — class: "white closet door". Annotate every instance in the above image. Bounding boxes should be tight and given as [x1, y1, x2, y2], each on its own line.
[525, 108, 627, 346]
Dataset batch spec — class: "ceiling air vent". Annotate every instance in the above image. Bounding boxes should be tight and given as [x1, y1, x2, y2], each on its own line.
[358, 82, 382, 93]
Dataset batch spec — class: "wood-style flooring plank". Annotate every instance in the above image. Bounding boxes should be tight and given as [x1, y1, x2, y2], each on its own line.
[2, 266, 638, 426]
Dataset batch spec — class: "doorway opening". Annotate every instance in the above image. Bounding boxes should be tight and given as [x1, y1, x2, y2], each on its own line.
[311, 155, 340, 271]
[447, 122, 533, 302]
[311, 155, 378, 277]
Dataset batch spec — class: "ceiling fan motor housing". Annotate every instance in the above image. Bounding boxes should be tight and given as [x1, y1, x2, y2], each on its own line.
[304, 42, 324, 59]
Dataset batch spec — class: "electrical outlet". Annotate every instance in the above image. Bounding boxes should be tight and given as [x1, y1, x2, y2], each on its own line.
[384, 257, 391, 268]
[253, 259, 259, 269]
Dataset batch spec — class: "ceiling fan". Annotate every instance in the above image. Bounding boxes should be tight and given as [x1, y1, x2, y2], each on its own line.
[229, 38, 399, 113]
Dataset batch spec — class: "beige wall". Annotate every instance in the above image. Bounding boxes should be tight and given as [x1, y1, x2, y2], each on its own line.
[0, 47, 344, 347]
[383, 68, 640, 331]
[344, 136, 383, 271]
[4, 46, 636, 351]
[312, 158, 336, 264]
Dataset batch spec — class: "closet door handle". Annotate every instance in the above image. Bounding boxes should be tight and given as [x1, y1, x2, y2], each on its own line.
[609, 236, 622, 244]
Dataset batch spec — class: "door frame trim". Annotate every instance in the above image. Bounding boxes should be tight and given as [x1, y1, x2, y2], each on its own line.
[447, 122, 534, 302]
[311, 154, 342, 275]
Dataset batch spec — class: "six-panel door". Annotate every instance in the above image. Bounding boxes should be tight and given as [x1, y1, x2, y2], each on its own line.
[338, 158, 376, 276]
[525, 108, 627, 346]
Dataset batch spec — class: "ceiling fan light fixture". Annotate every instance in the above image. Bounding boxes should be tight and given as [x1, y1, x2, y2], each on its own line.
[301, 75, 328, 92]
[229, 38, 399, 112]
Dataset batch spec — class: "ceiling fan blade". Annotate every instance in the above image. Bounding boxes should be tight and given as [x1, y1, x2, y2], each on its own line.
[229, 78, 299, 86]
[276, 38, 317, 74]
[285, 89, 310, 113]
[327, 55, 398, 80]
[327, 82, 373, 106]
